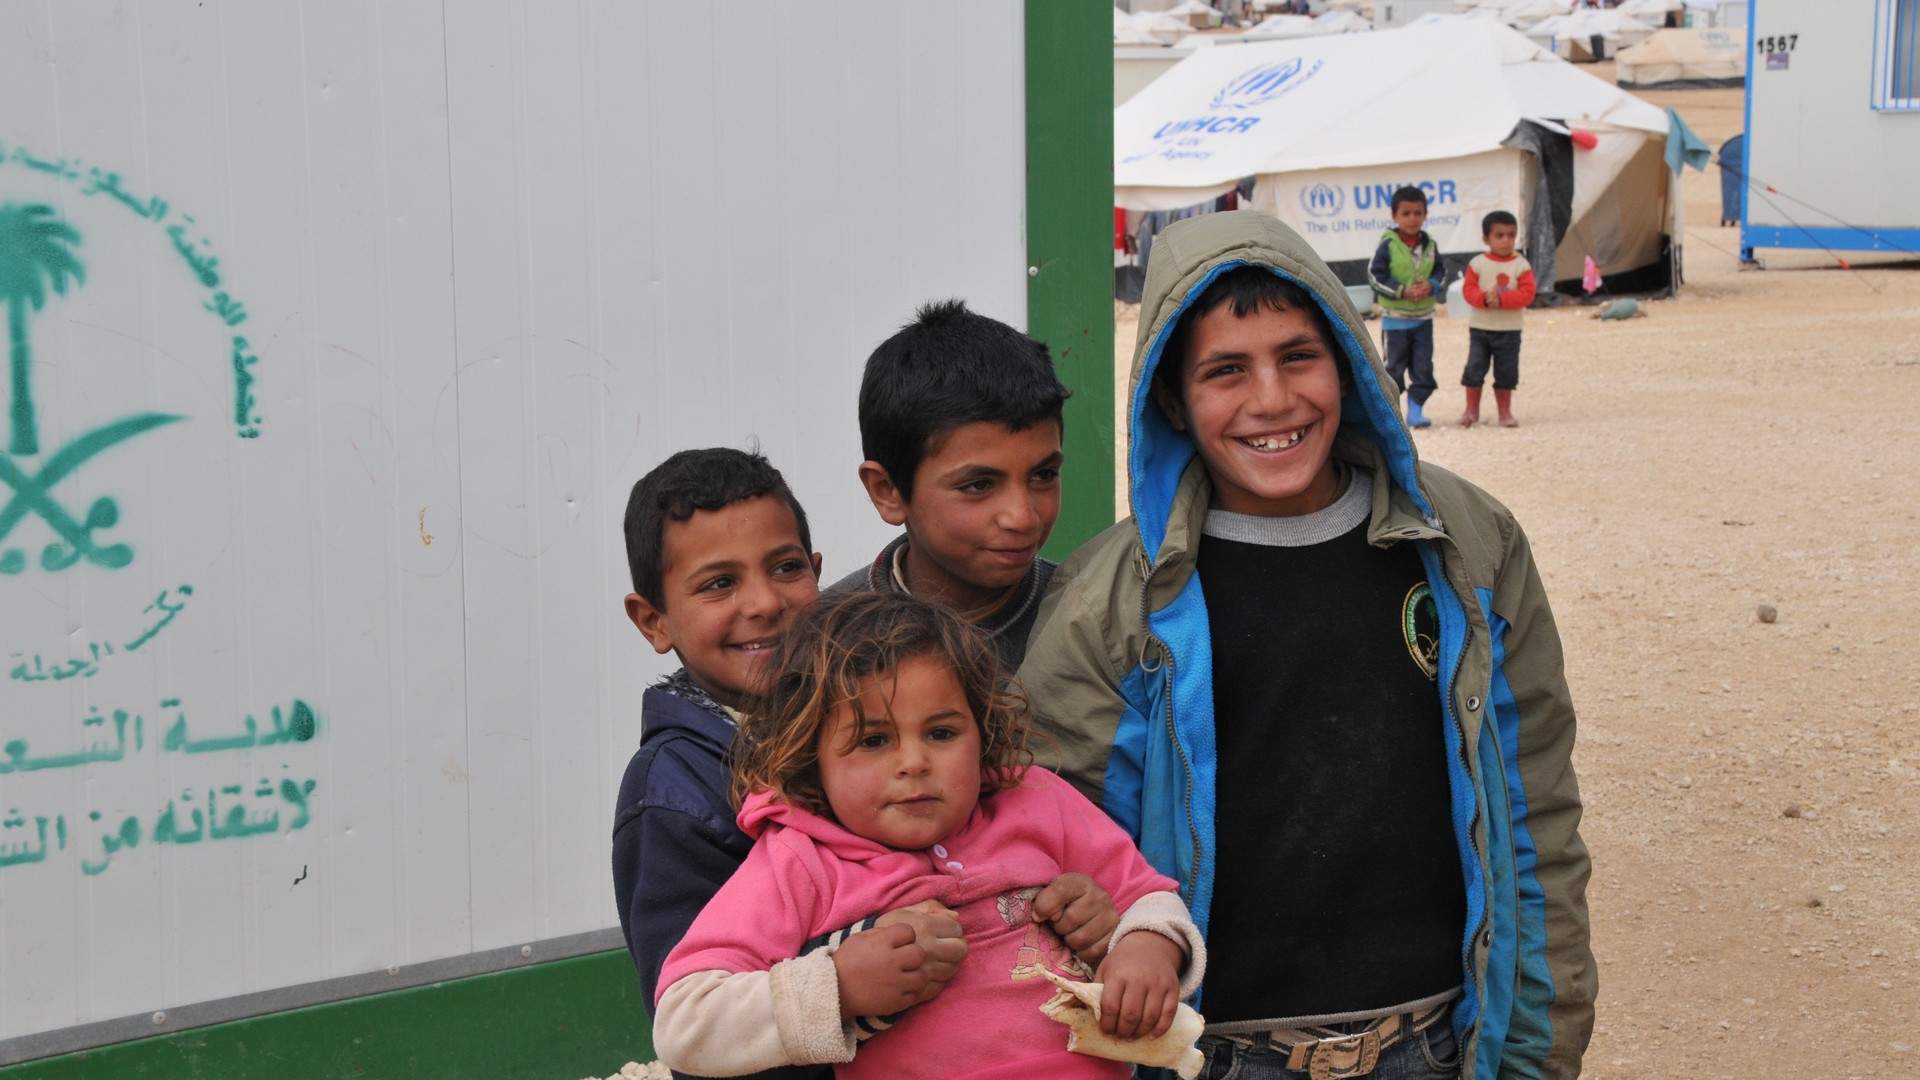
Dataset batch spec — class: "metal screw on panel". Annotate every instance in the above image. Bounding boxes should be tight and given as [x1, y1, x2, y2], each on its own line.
[1027, 266, 1039, 277]
[152, 1011, 167, 1026]
[520, 945, 533, 958]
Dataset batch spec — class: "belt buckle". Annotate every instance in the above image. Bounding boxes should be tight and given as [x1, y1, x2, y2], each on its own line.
[1294, 1029, 1382, 1080]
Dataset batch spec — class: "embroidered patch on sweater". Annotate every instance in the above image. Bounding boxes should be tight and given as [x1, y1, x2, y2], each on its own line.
[1403, 582, 1440, 680]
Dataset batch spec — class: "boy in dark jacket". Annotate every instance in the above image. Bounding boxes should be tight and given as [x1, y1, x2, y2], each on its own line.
[611, 448, 952, 1080]
[612, 448, 1112, 1078]
[833, 300, 1070, 672]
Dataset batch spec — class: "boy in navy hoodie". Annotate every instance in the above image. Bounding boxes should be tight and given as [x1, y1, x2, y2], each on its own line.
[612, 448, 1113, 1078]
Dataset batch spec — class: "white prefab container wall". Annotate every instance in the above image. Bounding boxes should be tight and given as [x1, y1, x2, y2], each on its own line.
[0, 0, 1030, 1061]
[1741, 0, 1920, 257]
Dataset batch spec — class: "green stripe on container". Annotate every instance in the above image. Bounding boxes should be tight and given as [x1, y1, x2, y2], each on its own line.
[1027, 0, 1118, 559]
[0, 950, 651, 1080]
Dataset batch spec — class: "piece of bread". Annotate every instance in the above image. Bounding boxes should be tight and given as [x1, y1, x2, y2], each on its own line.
[1037, 969, 1205, 1080]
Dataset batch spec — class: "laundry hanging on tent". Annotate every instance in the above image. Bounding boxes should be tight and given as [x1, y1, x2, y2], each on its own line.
[1582, 255, 1603, 294]
[1123, 180, 1255, 293]
[1664, 106, 1711, 176]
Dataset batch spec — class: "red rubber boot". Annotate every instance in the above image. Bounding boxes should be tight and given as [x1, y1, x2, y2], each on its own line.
[1459, 386, 1483, 428]
[1495, 389, 1518, 427]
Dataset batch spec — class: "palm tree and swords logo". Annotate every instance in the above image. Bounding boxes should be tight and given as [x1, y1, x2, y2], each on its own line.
[0, 202, 180, 574]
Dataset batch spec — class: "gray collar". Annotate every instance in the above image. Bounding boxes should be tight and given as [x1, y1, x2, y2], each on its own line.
[1201, 469, 1372, 547]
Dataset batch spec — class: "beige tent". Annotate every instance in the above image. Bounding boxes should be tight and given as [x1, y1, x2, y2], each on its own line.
[1615, 26, 1746, 88]
[1496, 0, 1573, 30]
[1164, 0, 1221, 29]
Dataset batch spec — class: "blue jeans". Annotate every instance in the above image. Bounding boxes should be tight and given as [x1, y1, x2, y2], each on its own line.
[1195, 1021, 1462, 1080]
[1381, 321, 1436, 405]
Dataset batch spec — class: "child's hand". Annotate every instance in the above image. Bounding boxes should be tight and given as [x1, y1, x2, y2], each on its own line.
[1031, 873, 1119, 965]
[873, 900, 969, 1002]
[1093, 930, 1185, 1041]
[831, 922, 933, 1019]
[1406, 281, 1432, 300]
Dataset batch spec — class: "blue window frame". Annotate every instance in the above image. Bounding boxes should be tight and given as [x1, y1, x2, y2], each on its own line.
[1875, 0, 1920, 109]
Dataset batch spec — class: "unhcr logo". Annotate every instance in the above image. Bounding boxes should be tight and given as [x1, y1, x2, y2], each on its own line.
[1301, 182, 1343, 218]
[1209, 57, 1324, 110]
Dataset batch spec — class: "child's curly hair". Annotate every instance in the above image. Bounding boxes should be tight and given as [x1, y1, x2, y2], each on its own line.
[733, 591, 1033, 816]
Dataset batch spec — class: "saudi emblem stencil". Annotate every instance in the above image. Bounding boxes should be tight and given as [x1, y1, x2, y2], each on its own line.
[1403, 582, 1440, 680]
[0, 144, 264, 576]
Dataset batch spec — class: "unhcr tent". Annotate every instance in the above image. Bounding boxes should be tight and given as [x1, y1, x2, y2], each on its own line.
[1616, 26, 1747, 88]
[1115, 19, 1681, 292]
[1525, 11, 1659, 61]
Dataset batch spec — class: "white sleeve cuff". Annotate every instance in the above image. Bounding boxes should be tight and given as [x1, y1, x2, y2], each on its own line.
[1110, 890, 1208, 1000]
[771, 951, 860, 1065]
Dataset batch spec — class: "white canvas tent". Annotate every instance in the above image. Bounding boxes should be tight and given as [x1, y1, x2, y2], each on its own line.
[1115, 19, 1680, 290]
[1312, 11, 1374, 34]
[1497, 0, 1574, 30]
[1618, 0, 1686, 20]
[1165, 0, 1222, 28]
[1407, 8, 1506, 29]
[1123, 9, 1195, 44]
[1525, 11, 1659, 61]
[1615, 26, 1746, 87]
[1245, 14, 1318, 38]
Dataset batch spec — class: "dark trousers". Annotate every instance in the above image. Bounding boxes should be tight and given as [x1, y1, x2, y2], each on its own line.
[1462, 328, 1522, 390]
[1382, 321, 1436, 405]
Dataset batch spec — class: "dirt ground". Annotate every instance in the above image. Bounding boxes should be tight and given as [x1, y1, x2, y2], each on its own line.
[1114, 71, 1920, 1079]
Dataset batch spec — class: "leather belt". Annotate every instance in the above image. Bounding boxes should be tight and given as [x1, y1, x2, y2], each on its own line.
[1220, 1001, 1451, 1080]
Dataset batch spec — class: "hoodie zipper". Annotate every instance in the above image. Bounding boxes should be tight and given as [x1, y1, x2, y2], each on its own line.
[1138, 551, 1203, 909]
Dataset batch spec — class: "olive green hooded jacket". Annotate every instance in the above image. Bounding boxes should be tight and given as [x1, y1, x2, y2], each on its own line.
[1018, 211, 1595, 1078]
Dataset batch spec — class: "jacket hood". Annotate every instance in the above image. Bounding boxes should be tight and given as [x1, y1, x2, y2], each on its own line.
[1127, 210, 1433, 563]
[639, 684, 736, 751]
[736, 789, 916, 870]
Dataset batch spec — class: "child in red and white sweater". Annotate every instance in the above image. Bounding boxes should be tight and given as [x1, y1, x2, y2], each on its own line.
[1459, 210, 1536, 428]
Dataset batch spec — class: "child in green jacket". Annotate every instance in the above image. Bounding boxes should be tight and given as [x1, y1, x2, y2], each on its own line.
[1367, 186, 1449, 429]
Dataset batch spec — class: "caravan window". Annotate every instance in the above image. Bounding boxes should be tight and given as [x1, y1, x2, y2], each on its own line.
[1875, 0, 1920, 109]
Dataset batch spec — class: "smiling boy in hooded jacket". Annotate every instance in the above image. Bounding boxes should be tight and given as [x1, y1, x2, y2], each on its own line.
[1019, 211, 1595, 1079]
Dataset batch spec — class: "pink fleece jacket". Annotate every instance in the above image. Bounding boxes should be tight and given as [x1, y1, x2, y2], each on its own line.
[653, 767, 1201, 1080]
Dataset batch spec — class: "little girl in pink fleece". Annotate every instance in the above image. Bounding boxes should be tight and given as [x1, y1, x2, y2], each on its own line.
[652, 591, 1205, 1079]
